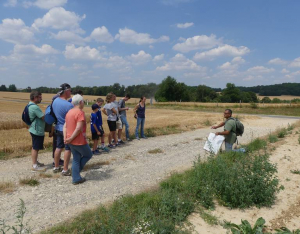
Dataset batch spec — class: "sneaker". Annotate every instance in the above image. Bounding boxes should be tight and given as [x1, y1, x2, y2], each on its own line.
[93, 150, 101, 155]
[61, 169, 71, 176]
[141, 136, 148, 139]
[32, 166, 46, 172]
[126, 138, 132, 141]
[72, 178, 86, 185]
[116, 143, 121, 147]
[118, 140, 125, 144]
[112, 139, 115, 143]
[52, 159, 64, 167]
[136, 137, 140, 140]
[37, 161, 45, 167]
[53, 167, 62, 173]
[101, 146, 110, 153]
[108, 144, 116, 149]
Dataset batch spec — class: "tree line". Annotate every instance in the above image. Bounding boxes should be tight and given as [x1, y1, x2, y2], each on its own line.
[1, 77, 300, 103]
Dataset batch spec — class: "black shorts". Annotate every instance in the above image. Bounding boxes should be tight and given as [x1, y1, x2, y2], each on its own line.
[92, 126, 104, 140]
[56, 130, 70, 150]
[107, 120, 116, 132]
[30, 133, 44, 150]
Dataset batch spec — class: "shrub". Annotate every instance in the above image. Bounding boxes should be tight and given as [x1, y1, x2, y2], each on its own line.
[247, 138, 267, 152]
[19, 178, 39, 187]
[224, 217, 266, 234]
[268, 135, 278, 143]
[277, 129, 287, 138]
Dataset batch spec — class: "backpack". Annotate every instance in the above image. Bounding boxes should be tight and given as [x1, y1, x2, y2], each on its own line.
[229, 117, 244, 136]
[44, 104, 57, 125]
[22, 103, 36, 126]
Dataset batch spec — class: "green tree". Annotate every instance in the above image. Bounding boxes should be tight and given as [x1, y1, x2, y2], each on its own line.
[261, 97, 271, 103]
[0, 84, 7, 91]
[8, 84, 17, 92]
[195, 85, 217, 102]
[221, 83, 241, 103]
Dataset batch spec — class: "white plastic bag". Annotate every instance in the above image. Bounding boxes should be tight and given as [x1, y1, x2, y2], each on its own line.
[203, 133, 225, 154]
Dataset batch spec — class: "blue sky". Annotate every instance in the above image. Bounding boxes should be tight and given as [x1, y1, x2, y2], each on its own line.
[0, 0, 300, 89]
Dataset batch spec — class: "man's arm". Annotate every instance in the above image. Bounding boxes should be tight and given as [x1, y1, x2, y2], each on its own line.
[102, 108, 107, 116]
[211, 122, 225, 129]
[215, 130, 230, 136]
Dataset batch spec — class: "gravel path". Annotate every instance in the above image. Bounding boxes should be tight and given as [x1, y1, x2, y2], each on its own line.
[0, 116, 298, 233]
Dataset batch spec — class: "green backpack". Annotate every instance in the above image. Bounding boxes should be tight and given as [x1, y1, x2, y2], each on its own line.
[229, 117, 244, 136]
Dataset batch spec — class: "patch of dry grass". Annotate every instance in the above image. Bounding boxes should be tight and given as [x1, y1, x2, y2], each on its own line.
[124, 154, 136, 161]
[83, 161, 110, 171]
[0, 181, 16, 193]
[148, 148, 163, 154]
[19, 177, 40, 186]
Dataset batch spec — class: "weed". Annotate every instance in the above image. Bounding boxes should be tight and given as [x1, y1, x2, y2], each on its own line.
[38, 173, 53, 179]
[224, 217, 266, 234]
[124, 154, 136, 161]
[298, 135, 300, 144]
[286, 178, 291, 181]
[287, 123, 294, 131]
[0, 181, 16, 193]
[194, 137, 203, 141]
[275, 227, 300, 233]
[290, 169, 300, 175]
[83, 161, 110, 171]
[0, 199, 31, 233]
[197, 207, 219, 225]
[246, 138, 267, 152]
[277, 128, 287, 138]
[148, 148, 163, 154]
[19, 177, 40, 187]
[268, 134, 278, 143]
[250, 102, 259, 109]
[145, 128, 156, 138]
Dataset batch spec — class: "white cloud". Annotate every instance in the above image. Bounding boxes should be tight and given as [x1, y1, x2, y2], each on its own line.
[95, 56, 129, 69]
[59, 63, 87, 71]
[232, 56, 245, 64]
[281, 68, 290, 74]
[268, 58, 288, 65]
[183, 72, 210, 79]
[115, 28, 169, 45]
[129, 51, 152, 65]
[89, 26, 114, 43]
[24, 0, 67, 9]
[32, 7, 85, 30]
[13, 44, 59, 55]
[289, 57, 300, 67]
[194, 44, 250, 60]
[176, 22, 194, 29]
[218, 57, 245, 70]
[153, 54, 164, 62]
[0, 18, 34, 44]
[173, 34, 222, 53]
[64, 44, 102, 60]
[247, 66, 274, 73]
[51, 30, 87, 45]
[156, 53, 205, 71]
[4, 0, 17, 7]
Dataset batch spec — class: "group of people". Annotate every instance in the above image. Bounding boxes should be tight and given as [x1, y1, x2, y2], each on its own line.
[27, 83, 148, 185]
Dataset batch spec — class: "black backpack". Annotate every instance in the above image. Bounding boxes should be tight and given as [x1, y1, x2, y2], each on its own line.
[22, 103, 36, 126]
[229, 117, 244, 136]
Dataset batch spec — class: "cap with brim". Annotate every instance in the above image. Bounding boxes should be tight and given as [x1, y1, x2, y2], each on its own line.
[92, 104, 99, 110]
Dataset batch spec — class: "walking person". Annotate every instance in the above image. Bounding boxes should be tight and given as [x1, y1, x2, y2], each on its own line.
[211, 109, 237, 151]
[52, 83, 73, 176]
[64, 94, 92, 185]
[103, 93, 118, 148]
[27, 91, 46, 172]
[118, 94, 131, 141]
[96, 98, 110, 153]
[134, 96, 147, 140]
[90, 104, 102, 155]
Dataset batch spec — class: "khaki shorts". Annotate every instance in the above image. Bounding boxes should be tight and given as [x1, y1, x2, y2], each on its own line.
[116, 119, 122, 130]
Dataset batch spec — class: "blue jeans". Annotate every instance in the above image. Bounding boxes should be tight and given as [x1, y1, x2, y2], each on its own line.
[120, 115, 130, 139]
[225, 142, 246, 153]
[135, 117, 145, 138]
[69, 144, 93, 183]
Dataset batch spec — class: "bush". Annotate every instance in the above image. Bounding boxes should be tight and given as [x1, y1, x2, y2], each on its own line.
[268, 135, 278, 143]
[277, 129, 287, 138]
[247, 138, 267, 152]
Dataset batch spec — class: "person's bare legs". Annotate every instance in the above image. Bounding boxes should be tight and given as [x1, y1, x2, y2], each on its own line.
[108, 132, 112, 144]
[31, 149, 38, 165]
[93, 139, 98, 151]
[111, 131, 117, 145]
[54, 148, 62, 168]
[118, 129, 122, 140]
[63, 150, 71, 171]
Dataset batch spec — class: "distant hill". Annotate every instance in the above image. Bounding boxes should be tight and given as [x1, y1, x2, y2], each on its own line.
[237, 83, 300, 96]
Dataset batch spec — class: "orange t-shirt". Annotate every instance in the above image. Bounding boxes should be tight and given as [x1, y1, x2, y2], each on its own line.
[65, 108, 87, 145]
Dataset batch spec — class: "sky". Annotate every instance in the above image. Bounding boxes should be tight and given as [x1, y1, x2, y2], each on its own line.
[0, 0, 300, 89]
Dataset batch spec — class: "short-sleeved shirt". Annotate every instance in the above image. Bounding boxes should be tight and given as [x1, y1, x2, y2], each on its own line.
[103, 103, 117, 121]
[224, 118, 237, 144]
[90, 112, 101, 133]
[52, 97, 73, 131]
[96, 109, 103, 126]
[65, 108, 87, 145]
[118, 99, 126, 117]
[28, 101, 45, 136]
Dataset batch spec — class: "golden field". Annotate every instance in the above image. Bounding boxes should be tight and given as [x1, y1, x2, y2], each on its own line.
[258, 95, 300, 101]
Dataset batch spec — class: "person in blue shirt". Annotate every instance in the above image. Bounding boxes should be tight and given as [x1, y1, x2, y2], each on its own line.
[96, 98, 109, 153]
[52, 83, 73, 176]
[91, 104, 102, 155]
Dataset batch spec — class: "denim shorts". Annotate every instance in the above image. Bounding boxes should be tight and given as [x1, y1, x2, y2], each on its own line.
[30, 133, 44, 150]
[56, 130, 70, 150]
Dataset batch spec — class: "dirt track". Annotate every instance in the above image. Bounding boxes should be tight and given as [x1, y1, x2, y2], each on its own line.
[0, 116, 297, 233]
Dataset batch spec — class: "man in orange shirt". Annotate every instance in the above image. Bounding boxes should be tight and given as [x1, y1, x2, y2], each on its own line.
[64, 94, 93, 185]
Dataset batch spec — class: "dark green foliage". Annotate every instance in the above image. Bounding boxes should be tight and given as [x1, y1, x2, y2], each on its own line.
[0, 84, 7, 91]
[268, 135, 278, 143]
[8, 84, 17, 92]
[224, 217, 267, 234]
[277, 129, 287, 138]
[246, 139, 267, 152]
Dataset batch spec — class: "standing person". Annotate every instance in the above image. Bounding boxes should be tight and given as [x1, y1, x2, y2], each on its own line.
[134, 96, 147, 140]
[102, 93, 118, 148]
[90, 104, 101, 155]
[64, 94, 92, 185]
[118, 94, 131, 141]
[28, 91, 46, 172]
[212, 109, 237, 151]
[96, 98, 110, 153]
[52, 83, 73, 176]
[112, 94, 124, 144]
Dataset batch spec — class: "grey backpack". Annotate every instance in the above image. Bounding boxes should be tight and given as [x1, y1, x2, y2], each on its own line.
[229, 117, 244, 136]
